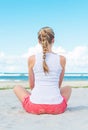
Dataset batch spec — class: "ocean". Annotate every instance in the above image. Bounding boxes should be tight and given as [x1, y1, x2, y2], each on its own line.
[0, 73, 88, 81]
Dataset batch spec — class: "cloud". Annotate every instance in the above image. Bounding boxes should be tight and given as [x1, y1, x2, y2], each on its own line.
[0, 52, 5, 58]
[26, 44, 66, 56]
[66, 46, 88, 72]
[0, 53, 27, 72]
[66, 46, 88, 59]
[20, 45, 88, 73]
[0, 45, 88, 73]
[28, 44, 42, 56]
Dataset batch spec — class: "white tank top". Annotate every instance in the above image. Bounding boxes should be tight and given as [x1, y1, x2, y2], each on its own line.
[30, 52, 63, 104]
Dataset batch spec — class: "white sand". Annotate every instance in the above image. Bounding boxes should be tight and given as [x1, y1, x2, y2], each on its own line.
[0, 80, 88, 89]
[0, 88, 88, 130]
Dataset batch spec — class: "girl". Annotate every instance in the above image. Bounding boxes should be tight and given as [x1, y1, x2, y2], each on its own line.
[14, 27, 72, 114]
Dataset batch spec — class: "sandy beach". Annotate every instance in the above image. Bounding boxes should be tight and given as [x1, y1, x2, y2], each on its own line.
[0, 80, 88, 89]
[0, 81, 88, 130]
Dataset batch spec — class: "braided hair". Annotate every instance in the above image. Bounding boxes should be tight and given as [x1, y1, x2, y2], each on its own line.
[38, 27, 54, 73]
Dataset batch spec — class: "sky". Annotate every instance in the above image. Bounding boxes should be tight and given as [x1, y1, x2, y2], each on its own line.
[0, 0, 88, 73]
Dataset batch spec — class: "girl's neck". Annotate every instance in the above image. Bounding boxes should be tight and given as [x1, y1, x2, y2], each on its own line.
[47, 45, 52, 52]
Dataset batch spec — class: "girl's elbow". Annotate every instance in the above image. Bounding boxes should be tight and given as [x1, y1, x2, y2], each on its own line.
[29, 83, 34, 90]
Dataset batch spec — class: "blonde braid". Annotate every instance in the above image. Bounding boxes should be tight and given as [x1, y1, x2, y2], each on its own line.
[38, 27, 55, 73]
[42, 36, 49, 73]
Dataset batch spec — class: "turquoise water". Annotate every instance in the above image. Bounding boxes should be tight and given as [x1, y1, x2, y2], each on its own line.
[0, 73, 88, 81]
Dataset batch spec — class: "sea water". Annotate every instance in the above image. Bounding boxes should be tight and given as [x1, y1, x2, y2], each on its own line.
[0, 73, 88, 81]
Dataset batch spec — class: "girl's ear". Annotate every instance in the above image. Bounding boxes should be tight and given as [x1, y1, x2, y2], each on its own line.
[38, 39, 41, 44]
[52, 38, 54, 44]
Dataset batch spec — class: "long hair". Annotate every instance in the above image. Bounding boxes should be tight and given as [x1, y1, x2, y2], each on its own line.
[38, 27, 54, 73]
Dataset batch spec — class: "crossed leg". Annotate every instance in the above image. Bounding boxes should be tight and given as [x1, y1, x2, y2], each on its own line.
[13, 85, 72, 103]
[13, 85, 30, 102]
[60, 86, 72, 102]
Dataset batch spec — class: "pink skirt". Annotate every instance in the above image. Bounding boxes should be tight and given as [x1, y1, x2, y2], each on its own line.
[22, 95, 67, 115]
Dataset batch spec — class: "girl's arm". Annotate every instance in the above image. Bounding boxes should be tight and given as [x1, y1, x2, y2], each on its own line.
[28, 55, 35, 90]
[59, 56, 66, 88]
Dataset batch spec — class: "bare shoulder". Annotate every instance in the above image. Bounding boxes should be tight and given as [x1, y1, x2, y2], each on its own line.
[28, 55, 35, 62]
[60, 55, 66, 63]
[59, 55, 66, 68]
[28, 55, 35, 66]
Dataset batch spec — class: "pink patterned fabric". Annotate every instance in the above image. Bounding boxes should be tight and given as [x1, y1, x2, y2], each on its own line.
[22, 95, 67, 114]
